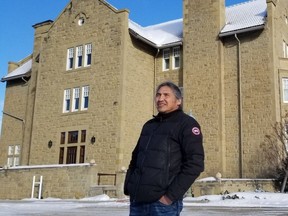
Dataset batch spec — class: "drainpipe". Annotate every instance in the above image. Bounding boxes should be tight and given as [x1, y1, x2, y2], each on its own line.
[2, 111, 25, 166]
[153, 49, 160, 114]
[235, 34, 243, 178]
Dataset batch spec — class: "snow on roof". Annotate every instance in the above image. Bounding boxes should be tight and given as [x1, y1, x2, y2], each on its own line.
[129, 18, 183, 48]
[220, 0, 267, 36]
[129, 0, 267, 47]
[1, 58, 32, 82]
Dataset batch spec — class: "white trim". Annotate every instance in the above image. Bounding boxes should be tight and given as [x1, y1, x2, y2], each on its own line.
[84, 43, 92, 67]
[66, 48, 74, 70]
[72, 87, 80, 112]
[162, 48, 170, 71]
[63, 89, 71, 113]
[81, 86, 89, 110]
[282, 78, 288, 103]
[172, 46, 180, 69]
[75, 46, 83, 68]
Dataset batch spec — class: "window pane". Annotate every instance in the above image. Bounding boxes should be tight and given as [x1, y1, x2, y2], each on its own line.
[78, 56, 83, 67]
[14, 157, 20, 166]
[80, 146, 85, 163]
[75, 98, 79, 110]
[67, 48, 74, 70]
[66, 147, 77, 164]
[64, 89, 71, 112]
[59, 147, 64, 164]
[174, 56, 180, 68]
[14, 145, 20, 155]
[60, 132, 65, 144]
[84, 97, 89, 108]
[283, 78, 288, 103]
[81, 130, 86, 142]
[7, 157, 13, 167]
[87, 54, 91, 65]
[85, 44, 92, 66]
[163, 49, 170, 70]
[76, 46, 83, 68]
[165, 59, 169, 70]
[68, 131, 78, 143]
[82, 86, 89, 110]
[73, 88, 80, 111]
[8, 146, 14, 156]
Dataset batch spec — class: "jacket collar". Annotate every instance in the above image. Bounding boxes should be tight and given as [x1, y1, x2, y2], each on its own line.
[153, 109, 182, 121]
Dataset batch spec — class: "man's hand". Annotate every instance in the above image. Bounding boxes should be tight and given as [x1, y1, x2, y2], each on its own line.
[159, 195, 173, 205]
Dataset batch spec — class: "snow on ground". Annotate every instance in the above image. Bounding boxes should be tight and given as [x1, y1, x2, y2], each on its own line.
[6, 191, 288, 208]
[0, 192, 288, 215]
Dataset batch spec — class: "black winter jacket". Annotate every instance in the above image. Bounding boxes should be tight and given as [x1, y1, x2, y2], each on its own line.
[124, 109, 204, 203]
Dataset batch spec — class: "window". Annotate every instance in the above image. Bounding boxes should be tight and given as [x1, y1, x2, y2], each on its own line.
[63, 89, 71, 113]
[85, 43, 92, 66]
[63, 85, 89, 113]
[81, 86, 89, 110]
[173, 47, 180, 69]
[58, 130, 86, 164]
[72, 87, 80, 112]
[67, 48, 74, 70]
[66, 43, 92, 70]
[7, 145, 20, 167]
[283, 78, 288, 103]
[76, 46, 83, 68]
[163, 49, 170, 71]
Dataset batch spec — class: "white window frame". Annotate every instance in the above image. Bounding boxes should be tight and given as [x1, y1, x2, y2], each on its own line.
[163, 49, 170, 71]
[282, 78, 288, 103]
[75, 46, 83, 68]
[63, 89, 71, 113]
[72, 87, 80, 112]
[66, 48, 74, 70]
[84, 43, 92, 67]
[7, 145, 20, 167]
[81, 86, 89, 110]
[172, 47, 180, 69]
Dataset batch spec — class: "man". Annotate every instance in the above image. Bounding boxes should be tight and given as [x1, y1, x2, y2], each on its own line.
[124, 81, 204, 216]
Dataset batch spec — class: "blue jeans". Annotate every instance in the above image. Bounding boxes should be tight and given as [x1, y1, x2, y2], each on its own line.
[129, 200, 183, 216]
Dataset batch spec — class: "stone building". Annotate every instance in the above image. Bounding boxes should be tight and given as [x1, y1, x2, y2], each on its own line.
[0, 0, 287, 199]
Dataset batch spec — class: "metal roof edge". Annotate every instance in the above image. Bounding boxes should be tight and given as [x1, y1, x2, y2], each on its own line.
[1, 72, 31, 82]
[129, 28, 182, 49]
[219, 24, 265, 37]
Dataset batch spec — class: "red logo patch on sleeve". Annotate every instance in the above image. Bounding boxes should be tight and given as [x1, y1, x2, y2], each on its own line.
[192, 127, 200, 135]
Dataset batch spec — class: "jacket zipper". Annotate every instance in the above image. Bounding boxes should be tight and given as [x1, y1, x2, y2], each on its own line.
[133, 123, 159, 202]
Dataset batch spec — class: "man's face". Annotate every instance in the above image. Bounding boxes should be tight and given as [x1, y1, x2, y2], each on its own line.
[155, 86, 181, 114]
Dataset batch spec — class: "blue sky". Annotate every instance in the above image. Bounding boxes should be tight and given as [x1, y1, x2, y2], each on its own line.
[0, 0, 248, 134]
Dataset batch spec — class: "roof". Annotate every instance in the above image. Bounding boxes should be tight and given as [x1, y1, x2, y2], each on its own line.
[2, 0, 267, 82]
[1, 59, 32, 82]
[129, 0, 267, 47]
[220, 0, 267, 37]
[129, 18, 183, 48]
